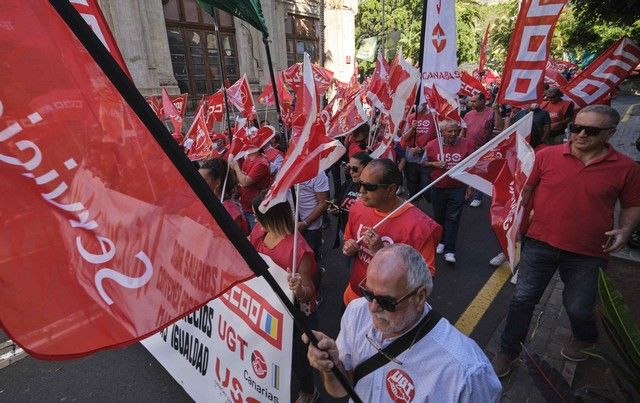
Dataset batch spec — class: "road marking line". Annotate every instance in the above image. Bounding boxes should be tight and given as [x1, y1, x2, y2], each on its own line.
[454, 264, 512, 336]
[621, 103, 638, 123]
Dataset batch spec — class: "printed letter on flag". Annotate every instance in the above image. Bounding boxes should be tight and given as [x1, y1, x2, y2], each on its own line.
[0, 2, 258, 359]
[227, 74, 256, 119]
[183, 104, 213, 161]
[448, 113, 534, 196]
[420, 0, 460, 103]
[562, 37, 640, 108]
[497, 0, 568, 107]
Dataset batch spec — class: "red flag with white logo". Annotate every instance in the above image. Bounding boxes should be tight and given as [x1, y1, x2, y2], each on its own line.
[205, 89, 225, 130]
[366, 52, 391, 114]
[260, 54, 346, 213]
[497, 0, 568, 107]
[161, 88, 183, 142]
[226, 74, 256, 120]
[326, 71, 367, 138]
[419, 0, 461, 103]
[490, 133, 535, 271]
[370, 52, 420, 158]
[448, 113, 533, 196]
[258, 72, 293, 106]
[0, 1, 259, 359]
[183, 104, 213, 161]
[145, 95, 162, 118]
[459, 71, 489, 98]
[424, 83, 462, 124]
[479, 24, 490, 73]
[282, 63, 334, 96]
[171, 93, 188, 118]
[562, 37, 640, 108]
[228, 125, 276, 161]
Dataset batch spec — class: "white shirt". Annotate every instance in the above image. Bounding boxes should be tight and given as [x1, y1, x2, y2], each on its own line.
[297, 172, 330, 231]
[336, 299, 502, 403]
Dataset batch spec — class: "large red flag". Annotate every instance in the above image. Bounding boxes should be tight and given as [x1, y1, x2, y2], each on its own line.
[479, 24, 490, 73]
[183, 104, 213, 161]
[562, 37, 640, 108]
[497, 0, 568, 107]
[448, 113, 533, 196]
[490, 133, 535, 271]
[0, 1, 260, 359]
[227, 74, 256, 119]
[282, 63, 334, 96]
[366, 52, 391, 114]
[260, 53, 345, 213]
[257, 72, 293, 106]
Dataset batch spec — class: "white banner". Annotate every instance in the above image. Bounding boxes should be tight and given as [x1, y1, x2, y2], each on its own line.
[142, 255, 293, 403]
[420, 0, 460, 103]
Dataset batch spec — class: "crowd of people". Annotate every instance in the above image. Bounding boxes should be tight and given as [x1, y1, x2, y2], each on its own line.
[187, 84, 640, 402]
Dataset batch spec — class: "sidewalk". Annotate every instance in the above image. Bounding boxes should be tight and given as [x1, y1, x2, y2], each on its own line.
[485, 95, 640, 402]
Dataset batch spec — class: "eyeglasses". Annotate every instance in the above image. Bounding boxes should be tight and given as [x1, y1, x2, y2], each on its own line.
[365, 333, 404, 365]
[358, 278, 422, 312]
[346, 165, 361, 173]
[359, 182, 392, 192]
[568, 123, 615, 137]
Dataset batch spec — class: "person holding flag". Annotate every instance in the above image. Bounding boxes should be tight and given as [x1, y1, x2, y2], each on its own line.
[423, 119, 475, 264]
[401, 103, 437, 203]
[492, 105, 640, 377]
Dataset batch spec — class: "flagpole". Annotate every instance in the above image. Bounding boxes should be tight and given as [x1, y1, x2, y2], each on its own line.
[416, 0, 428, 109]
[212, 10, 235, 144]
[263, 36, 288, 148]
[431, 109, 445, 157]
[357, 117, 527, 241]
[220, 158, 231, 203]
[292, 184, 301, 275]
[55, 3, 362, 401]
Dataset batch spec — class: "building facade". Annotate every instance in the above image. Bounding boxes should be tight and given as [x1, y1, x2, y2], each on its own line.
[98, 0, 357, 115]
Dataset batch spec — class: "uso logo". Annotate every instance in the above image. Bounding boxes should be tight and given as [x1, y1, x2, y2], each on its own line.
[385, 369, 416, 403]
[251, 350, 268, 379]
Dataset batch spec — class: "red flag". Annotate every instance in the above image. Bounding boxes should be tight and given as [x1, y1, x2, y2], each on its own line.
[366, 52, 391, 114]
[282, 63, 334, 96]
[260, 54, 345, 212]
[448, 113, 533, 196]
[228, 125, 276, 161]
[183, 104, 213, 161]
[544, 68, 568, 88]
[459, 71, 489, 98]
[171, 93, 188, 118]
[370, 51, 420, 159]
[0, 1, 257, 359]
[479, 24, 490, 73]
[145, 96, 162, 118]
[161, 88, 183, 140]
[490, 133, 535, 270]
[547, 59, 577, 73]
[205, 89, 225, 130]
[227, 74, 256, 119]
[497, 0, 568, 107]
[562, 37, 640, 108]
[424, 83, 462, 124]
[257, 73, 293, 106]
[326, 91, 368, 139]
[71, 0, 131, 79]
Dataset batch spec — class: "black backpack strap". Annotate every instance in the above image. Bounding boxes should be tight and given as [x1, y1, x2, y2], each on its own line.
[352, 310, 442, 386]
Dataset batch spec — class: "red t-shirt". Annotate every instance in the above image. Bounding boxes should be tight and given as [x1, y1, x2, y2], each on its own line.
[223, 198, 249, 236]
[263, 146, 283, 164]
[426, 138, 475, 188]
[541, 99, 573, 129]
[239, 154, 270, 212]
[250, 224, 319, 313]
[343, 200, 443, 305]
[401, 110, 437, 149]
[526, 143, 640, 258]
[463, 108, 495, 149]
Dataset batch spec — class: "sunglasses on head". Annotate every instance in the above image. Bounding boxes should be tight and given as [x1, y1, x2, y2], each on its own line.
[568, 123, 615, 137]
[359, 182, 392, 192]
[358, 278, 422, 312]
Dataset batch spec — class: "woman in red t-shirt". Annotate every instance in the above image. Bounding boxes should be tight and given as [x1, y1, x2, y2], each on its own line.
[250, 192, 320, 402]
[199, 158, 250, 236]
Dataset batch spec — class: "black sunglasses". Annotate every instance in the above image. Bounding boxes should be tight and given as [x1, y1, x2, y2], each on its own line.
[346, 165, 361, 173]
[568, 123, 615, 137]
[359, 182, 392, 192]
[358, 278, 422, 312]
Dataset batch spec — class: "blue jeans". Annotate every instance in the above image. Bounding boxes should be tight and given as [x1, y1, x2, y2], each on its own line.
[431, 187, 466, 253]
[405, 162, 431, 202]
[303, 228, 323, 261]
[500, 237, 606, 354]
[244, 211, 256, 230]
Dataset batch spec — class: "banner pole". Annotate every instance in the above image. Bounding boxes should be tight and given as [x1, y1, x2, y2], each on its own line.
[52, 3, 363, 402]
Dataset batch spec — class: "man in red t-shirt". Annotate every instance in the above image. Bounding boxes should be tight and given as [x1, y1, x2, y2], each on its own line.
[229, 150, 270, 229]
[401, 104, 437, 203]
[492, 105, 640, 378]
[541, 87, 574, 142]
[342, 159, 442, 306]
[462, 92, 495, 207]
[423, 120, 474, 263]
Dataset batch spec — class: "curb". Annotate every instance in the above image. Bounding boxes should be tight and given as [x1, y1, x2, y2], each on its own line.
[0, 340, 27, 370]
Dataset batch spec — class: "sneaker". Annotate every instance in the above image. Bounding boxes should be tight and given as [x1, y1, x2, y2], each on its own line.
[560, 337, 595, 362]
[491, 351, 519, 378]
[444, 253, 456, 263]
[436, 243, 445, 254]
[470, 199, 482, 208]
[489, 252, 507, 266]
[295, 387, 319, 403]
